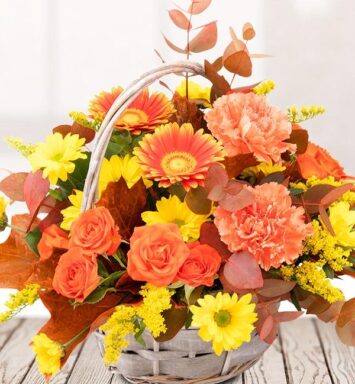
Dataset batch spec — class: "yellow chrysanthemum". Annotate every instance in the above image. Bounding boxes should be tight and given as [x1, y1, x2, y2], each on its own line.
[141, 195, 210, 241]
[31, 333, 64, 377]
[176, 80, 211, 107]
[99, 154, 152, 195]
[0, 284, 40, 323]
[190, 293, 257, 356]
[60, 190, 83, 231]
[241, 161, 285, 178]
[100, 305, 136, 366]
[0, 196, 7, 218]
[137, 284, 173, 338]
[328, 202, 355, 248]
[28, 133, 87, 185]
[281, 262, 344, 303]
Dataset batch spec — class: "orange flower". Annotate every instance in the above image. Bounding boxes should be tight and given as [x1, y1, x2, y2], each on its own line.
[214, 183, 313, 270]
[37, 225, 69, 261]
[176, 242, 221, 287]
[89, 87, 175, 135]
[127, 224, 189, 286]
[134, 123, 224, 190]
[205, 92, 295, 162]
[69, 207, 121, 256]
[52, 247, 99, 302]
[297, 142, 345, 179]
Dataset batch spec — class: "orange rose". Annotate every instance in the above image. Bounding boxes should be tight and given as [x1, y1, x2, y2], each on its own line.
[297, 142, 345, 179]
[37, 224, 69, 261]
[69, 206, 121, 256]
[127, 224, 189, 286]
[52, 247, 100, 302]
[176, 242, 222, 287]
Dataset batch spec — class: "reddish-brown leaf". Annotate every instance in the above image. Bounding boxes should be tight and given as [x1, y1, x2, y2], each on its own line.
[259, 172, 285, 185]
[301, 184, 336, 214]
[319, 204, 335, 236]
[170, 93, 205, 131]
[162, 34, 188, 54]
[249, 53, 272, 59]
[286, 127, 309, 154]
[306, 295, 331, 315]
[259, 315, 275, 341]
[211, 56, 223, 72]
[242, 22, 256, 40]
[256, 279, 296, 298]
[199, 222, 231, 260]
[219, 182, 255, 212]
[168, 9, 191, 30]
[0, 172, 28, 201]
[317, 301, 344, 323]
[185, 186, 212, 215]
[188, 21, 217, 53]
[38, 291, 122, 367]
[337, 298, 355, 328]
[205, 163, 228, 196]
[97, 178, 147, 240]
[38, 200, 70, 232]
[273, 311, 303, 322]
[223, 153, 258, 178]
[320, 183, 353, 207]
[336, 321, 355, 346]
[204, 60, 231, 98]
[155, 307, 189, 342]
[24, 171, 50, 218]
[222, 251, 263, 290]
[53, 123, 95, 144]
[188, 0, 212, 15]
[223, 37, 252, 77]
[0, 215, 39, 289]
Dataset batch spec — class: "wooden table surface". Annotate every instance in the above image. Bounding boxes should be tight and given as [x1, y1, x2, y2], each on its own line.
[0, 318, 353, 384]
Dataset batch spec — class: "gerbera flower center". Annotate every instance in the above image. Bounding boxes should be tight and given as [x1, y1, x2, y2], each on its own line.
[161, 151, 197, 175]
[214, 309, 232, 328]
[118, 108, 148, 126]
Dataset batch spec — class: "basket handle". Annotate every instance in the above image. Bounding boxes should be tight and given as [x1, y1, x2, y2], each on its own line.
[81, 61, 206, 211]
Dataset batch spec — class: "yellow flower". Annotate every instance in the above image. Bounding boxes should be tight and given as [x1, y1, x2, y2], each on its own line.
[100, 305, 136, 366]
[176, 80, 211, 107]
[304, 220, 351, 271]
[137, 284, 173, 338]
[28, 133, 87, 185]
[60, 190, 83, 231]
[328, 202, 355, 248]
[281, 261, 344, 303]
[31, 333, 64, 377]
[0, 196, 7, 218]
[0, 284, 40, 323]
[241, 161, 285, 178]
[253, 80, 275, 96]
[99, 154, 152, 195]
[287, 104, 325, 124]
[5, 137, 37, 157]
[141, 195, 210, 241]
[190, 293, 257, 356]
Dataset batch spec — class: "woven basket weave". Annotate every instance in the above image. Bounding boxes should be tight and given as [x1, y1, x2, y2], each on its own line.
[83, 61, 270, 383]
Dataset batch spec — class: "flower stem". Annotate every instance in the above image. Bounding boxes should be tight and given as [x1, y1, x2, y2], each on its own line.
[63, 325, 90, 349]
[7, 224, 26, 234]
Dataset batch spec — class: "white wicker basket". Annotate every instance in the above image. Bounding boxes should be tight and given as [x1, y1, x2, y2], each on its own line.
[83, 61, 270, 383]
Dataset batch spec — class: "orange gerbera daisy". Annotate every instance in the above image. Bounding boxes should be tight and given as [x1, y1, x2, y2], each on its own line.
[134, 123, 224, 190]
[89, 87, 175, 135]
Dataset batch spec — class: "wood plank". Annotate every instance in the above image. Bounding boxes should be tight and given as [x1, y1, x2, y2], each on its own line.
[315, 320, 355, 384]
[66, 334, 113, 384]
[243, 337, 288, 384]
[21, 341, 85, 384]
[0, 318, 22, 351]
[0, 318, 45, 384]
[280, 318, 332, 384]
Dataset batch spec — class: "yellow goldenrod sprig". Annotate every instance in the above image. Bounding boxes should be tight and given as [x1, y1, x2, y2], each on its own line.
[69, 111, 101, 131]
[0, 284, 41, 323]
[253, 80, 275, 96]
[287, 104, 325, 124]
[281, 261, 344, 303]
[4, 137, 37, 157]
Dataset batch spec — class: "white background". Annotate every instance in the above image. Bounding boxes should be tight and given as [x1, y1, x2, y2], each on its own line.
[0, 0, 354, 316]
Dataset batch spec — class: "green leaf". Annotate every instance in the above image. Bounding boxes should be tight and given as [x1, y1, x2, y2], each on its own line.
[323, 264, 335, 279]
[48, 188, 64, 201]
[184, 285, 195, 305]
[97, 259, 109, 278]
[134, 320, 146, 347]
[185, 311, 193, 330]
[101, 270, 125, 287]
[290, 290, 302, 311]
[85, 287, 116, 304]
[168, 281, 184, 289]
[24, 227, 42, 257]
[290, 188, 305, 196]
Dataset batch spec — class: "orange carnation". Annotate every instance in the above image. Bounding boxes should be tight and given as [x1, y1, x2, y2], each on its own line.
[176, 242, 222, 287]
[37, 224, 69, 261]
[52, 247, 100, 302]
[69, 207, 121, 256]
[297, 142, 345, 179]
[127, 223, 189, 286]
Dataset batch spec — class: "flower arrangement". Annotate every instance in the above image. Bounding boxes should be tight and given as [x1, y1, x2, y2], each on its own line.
[0, 0, 354, 381]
